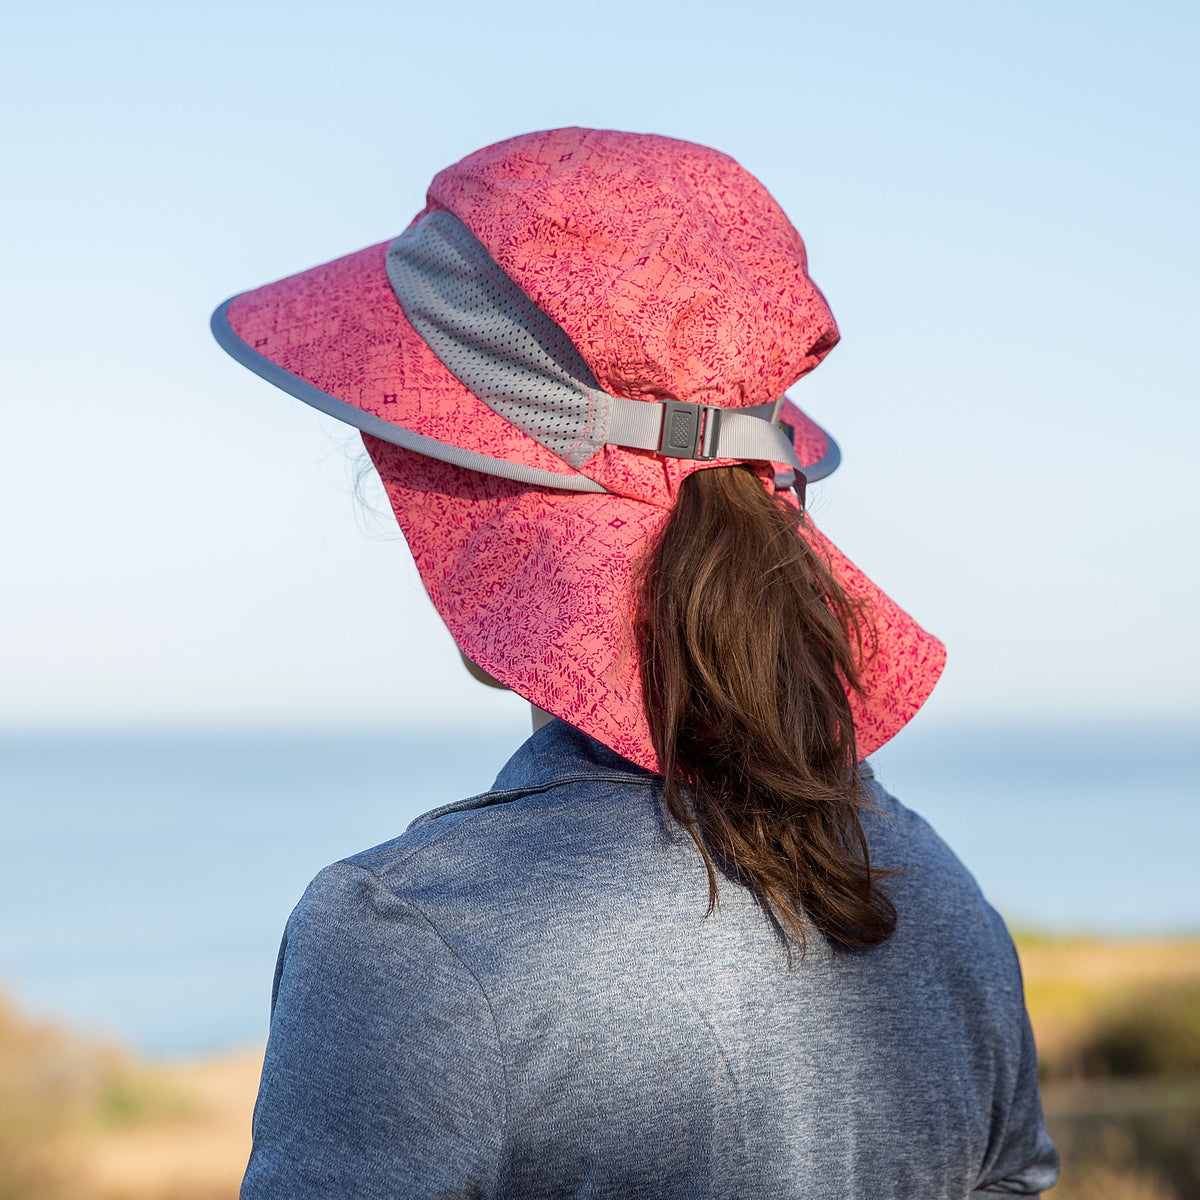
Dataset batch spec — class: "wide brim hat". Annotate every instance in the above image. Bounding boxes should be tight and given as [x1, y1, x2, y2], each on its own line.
[212, 127, 945, 769]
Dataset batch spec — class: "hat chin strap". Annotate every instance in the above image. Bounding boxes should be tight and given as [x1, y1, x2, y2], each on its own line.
[388, 210, 806, 475]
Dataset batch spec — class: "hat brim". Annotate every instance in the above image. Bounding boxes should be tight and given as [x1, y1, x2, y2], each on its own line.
[213, 241, 843, 504]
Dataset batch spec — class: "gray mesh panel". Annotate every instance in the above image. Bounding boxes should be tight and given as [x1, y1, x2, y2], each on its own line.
[387, 211, 612, 469]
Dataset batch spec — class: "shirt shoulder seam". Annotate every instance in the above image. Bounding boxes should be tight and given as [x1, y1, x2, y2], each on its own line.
[338, 860, 511, 1182]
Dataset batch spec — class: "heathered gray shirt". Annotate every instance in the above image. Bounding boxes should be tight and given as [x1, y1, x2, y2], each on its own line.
[242, 720, 1059, 1198]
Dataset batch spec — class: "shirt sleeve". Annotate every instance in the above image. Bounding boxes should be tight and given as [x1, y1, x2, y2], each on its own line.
[971, 953, 1061, 1197]
[241, 860, 506, 1199]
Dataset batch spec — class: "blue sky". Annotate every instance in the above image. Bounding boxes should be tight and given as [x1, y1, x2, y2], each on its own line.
[1, 0, 1196, 731]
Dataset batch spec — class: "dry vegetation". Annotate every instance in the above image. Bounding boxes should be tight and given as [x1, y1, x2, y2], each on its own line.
[1, 934, 1198, 1199]
[1017, 933, 1200, 1199]
[0, 998, 258, 1200]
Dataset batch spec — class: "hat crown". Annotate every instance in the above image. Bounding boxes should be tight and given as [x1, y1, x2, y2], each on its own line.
[427, 127, 840, 410]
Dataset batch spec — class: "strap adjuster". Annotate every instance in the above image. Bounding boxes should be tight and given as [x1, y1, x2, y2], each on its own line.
[657, 400, 723, 460]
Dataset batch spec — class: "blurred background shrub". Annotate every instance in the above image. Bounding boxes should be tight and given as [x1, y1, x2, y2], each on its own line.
[1021, 936, 1200, 1200]
[0, 996, 248, 1200]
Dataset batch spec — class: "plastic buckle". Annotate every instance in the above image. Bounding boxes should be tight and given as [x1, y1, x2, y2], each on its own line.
[657, 400, 722, 460]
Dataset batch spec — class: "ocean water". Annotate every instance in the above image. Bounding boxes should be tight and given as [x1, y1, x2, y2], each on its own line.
[0, 722, 1197, 1054]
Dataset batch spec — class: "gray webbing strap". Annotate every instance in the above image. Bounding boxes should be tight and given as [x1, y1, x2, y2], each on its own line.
[606, 397, 801, 468]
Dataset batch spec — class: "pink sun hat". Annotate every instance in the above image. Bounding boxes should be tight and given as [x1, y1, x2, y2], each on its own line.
[212, 127, 945, 769]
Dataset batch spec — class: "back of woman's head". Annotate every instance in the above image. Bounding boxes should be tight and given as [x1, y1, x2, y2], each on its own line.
[636, 465, 896, 952]
[214, 128, 945, 942]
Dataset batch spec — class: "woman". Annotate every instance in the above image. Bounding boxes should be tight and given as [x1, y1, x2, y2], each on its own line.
[213, 127, 1059, 1198]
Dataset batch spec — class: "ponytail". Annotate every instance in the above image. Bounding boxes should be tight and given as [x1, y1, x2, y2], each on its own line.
[635, 465, 896, 951]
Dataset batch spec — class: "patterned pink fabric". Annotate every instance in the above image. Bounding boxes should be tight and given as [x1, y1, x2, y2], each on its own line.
[428, 129, 838, 411]
[219, 127, 946, 764]
[364, 437, 945, 767]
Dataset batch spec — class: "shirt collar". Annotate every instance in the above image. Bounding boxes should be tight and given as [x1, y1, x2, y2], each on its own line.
[491, 719, 659, 792]
[406, 720, 659, 832]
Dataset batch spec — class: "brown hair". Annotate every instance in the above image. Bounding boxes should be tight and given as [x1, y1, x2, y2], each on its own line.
[635, 465, 896, 951]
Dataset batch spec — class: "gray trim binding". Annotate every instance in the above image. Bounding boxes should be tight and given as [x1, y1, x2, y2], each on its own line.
[209, 298, 607, 494]
[802, 432, 841, 483]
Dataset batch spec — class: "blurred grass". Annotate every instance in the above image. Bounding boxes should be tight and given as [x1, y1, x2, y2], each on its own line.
[1015, 932, 1200, 1199]
[1015, 934, 1200, 1079]
[0, 995, 252, 1200]
[2, 933, 1199, 1197]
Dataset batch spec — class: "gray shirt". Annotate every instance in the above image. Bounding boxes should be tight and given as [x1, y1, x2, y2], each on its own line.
[242, 720, 1059, 1198]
